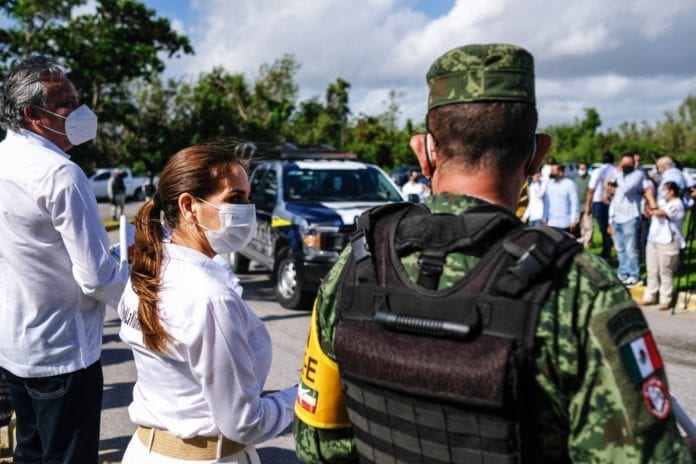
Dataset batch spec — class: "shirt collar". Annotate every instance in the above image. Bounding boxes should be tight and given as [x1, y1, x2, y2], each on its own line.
[163, 242, 230, 286]
[7, 128, 70, 159]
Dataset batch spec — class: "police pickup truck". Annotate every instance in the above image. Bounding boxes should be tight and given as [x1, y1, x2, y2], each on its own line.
[230, 144, 405, 309]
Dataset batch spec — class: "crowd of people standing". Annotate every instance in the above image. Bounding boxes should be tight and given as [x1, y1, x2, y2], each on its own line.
[525, 152, 694, 310]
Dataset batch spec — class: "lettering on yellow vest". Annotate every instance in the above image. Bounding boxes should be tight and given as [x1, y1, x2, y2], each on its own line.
[295, 302, 351, 429]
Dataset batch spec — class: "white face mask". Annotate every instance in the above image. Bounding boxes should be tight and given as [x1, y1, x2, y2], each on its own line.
[197, 198, 256, 255]
[37, 104, 98, 145]
[578, 169, 587, 177]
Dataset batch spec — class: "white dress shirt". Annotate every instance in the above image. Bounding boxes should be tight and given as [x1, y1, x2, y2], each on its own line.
[608, 169, 645, 224]
[543, 177, 579, 229]
[588, 163, 614, 203]
[522, 179, 545, 223]
[0, 129, 127, 378]
[402, 180, 429, 202]
[118, 243, 295, 444]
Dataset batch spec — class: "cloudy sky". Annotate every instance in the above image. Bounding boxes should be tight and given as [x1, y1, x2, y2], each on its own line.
[141, 0, 695, 131]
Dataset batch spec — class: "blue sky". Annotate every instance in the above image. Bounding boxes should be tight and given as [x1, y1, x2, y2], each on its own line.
[142, 0, 456, 23]
[135, 0, 696, 131]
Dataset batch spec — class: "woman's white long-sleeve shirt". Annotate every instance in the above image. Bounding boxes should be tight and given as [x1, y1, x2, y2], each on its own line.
[118, 243, 295, 444]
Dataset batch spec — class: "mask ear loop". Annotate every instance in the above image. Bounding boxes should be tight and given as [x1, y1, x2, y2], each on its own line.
[425, 132, 439, 179]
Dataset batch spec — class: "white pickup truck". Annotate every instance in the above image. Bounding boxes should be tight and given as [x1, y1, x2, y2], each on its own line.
[87, 168, 147, 201]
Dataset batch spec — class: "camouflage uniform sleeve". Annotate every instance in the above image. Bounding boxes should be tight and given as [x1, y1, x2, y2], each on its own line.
[294, 246, 358, 463]
[533, 251, 691, 463]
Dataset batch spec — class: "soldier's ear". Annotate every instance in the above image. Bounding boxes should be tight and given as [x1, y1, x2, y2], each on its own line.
[526, 133, 552, 176]
[410, 134, 436, 178]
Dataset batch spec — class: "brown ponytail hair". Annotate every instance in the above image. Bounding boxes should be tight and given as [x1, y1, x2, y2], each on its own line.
[130, 143, 250, 353]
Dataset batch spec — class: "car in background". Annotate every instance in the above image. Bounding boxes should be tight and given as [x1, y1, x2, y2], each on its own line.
[230, 143, 405, 309]
[87, 167, 148, 201]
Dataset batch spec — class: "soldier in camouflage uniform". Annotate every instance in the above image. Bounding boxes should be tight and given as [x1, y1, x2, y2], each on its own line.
[293, 44, 691, 463]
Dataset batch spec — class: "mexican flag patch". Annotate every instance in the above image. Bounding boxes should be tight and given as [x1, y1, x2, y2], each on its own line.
[620, 332, 663, 384]
[297, 382, 318, 414]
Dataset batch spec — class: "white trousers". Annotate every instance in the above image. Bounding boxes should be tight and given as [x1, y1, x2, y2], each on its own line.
[644, 239, 681, 305]
[122, 432, 260, 464]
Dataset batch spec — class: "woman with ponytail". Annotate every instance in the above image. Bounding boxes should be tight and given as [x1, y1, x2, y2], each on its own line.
[118, 144, 296, 463]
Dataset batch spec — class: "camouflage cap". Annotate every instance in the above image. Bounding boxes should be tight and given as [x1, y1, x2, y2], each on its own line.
[427, 43, 535, 110]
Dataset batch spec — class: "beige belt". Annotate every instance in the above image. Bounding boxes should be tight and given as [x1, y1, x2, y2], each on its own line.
[137, 425, 246, 460]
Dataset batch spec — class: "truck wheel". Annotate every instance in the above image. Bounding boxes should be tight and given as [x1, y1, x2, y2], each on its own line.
[230, 252, 250, 274]
[273, 247, 313, 309]
[134, 188, 145, 201]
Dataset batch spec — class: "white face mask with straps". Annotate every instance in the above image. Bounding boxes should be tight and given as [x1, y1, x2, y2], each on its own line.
[36, 104, 98, 145]
[196, 198, 256, 255]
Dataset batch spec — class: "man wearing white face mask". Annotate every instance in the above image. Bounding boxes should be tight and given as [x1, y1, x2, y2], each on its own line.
[118, 144, 296, 463]
[0, 56, 127, 463]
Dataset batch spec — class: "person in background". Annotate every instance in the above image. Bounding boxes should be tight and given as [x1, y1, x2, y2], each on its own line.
[542, 162, 579, 232]
[657, 156, 694, 207]
[108, 167, 127, 220]
[0, 56, 127, 463]
[401, 168, 431, 202]
[522, 170, 544, 227]
[634, 152, 654, 265]
[607, 153, 645, 287]
[585, 152, 615, 259]
[118, 144, 296, 463]
[642, 181, 686, 310]
[575, 161, 593, 246]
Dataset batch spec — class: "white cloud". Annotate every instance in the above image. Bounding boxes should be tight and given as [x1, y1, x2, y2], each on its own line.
[161, 0, 696, 130]
[72, 0, 98, 18]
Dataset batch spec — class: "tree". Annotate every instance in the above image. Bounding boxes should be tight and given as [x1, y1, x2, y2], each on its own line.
[0, 0, 86, 66]
[187, 67, 250, 143]
[118, 76, 192, 179]
[323, 78, 351, 147]
[0, 0, 193, 170]
[247, 54, 300, 141]
[544, 108, 602, 162]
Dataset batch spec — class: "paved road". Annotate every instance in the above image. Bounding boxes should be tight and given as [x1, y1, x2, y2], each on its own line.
[95, 200, 696, 462]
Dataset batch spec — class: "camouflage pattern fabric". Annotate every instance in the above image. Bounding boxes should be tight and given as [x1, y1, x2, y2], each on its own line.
[294, 194, 691, 463]
[427, 43, 535, 109]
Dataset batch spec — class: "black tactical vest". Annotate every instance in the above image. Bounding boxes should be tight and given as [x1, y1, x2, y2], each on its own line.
[334, 202, 581, 464]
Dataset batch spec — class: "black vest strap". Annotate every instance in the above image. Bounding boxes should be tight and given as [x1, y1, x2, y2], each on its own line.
[350, 202, 419, 285]
[393, 204, 520, 290]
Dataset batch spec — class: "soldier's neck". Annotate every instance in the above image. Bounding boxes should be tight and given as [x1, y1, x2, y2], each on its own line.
[432, 173, 523, 213]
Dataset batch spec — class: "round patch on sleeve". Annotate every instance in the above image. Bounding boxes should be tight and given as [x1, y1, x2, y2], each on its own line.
[642, 376, 671, 420]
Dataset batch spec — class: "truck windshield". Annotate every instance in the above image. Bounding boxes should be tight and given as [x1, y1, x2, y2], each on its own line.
[283, 167, 402, 202]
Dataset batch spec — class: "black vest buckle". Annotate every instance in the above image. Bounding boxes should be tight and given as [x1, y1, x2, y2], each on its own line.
[417, 254, 444, 276]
